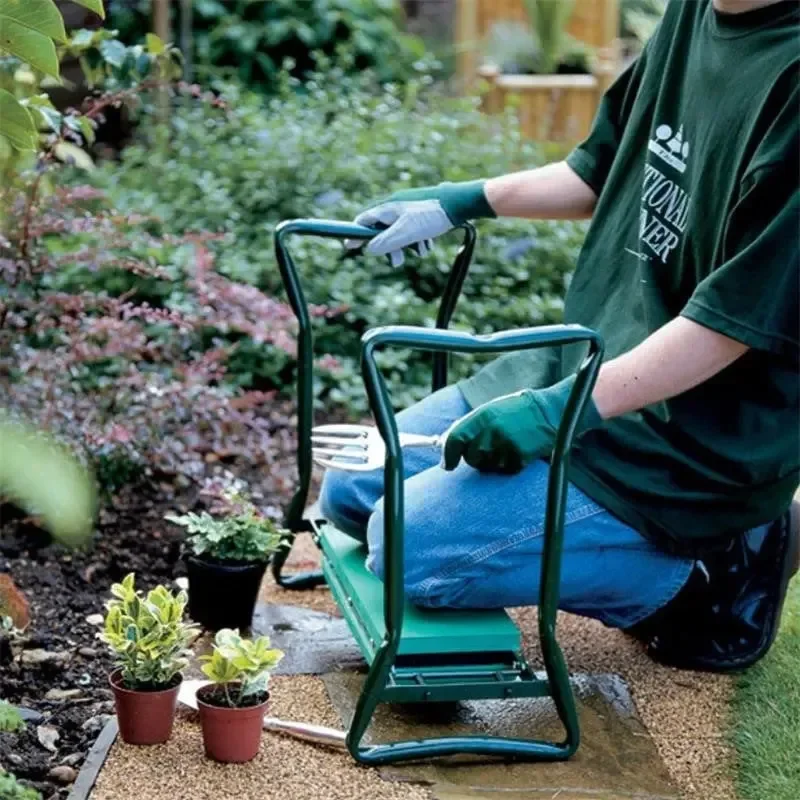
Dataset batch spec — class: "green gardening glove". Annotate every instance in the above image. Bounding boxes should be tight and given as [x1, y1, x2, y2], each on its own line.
[349, 179, 496, 267]
[442, 375, 604, 474]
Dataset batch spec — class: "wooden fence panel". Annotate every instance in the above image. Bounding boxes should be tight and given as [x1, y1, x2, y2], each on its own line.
[472, 0, 618, 48]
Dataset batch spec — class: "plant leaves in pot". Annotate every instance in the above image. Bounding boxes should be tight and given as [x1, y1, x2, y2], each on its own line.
[166, 494, 288, 632]
[98, 573, 199, 745]
[196, 627, 285, 763]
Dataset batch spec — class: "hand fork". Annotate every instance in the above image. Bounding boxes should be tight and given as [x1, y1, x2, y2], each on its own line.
[311, 424, 444, 472]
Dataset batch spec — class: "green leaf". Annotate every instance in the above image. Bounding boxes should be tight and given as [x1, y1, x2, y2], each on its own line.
[145, 33, 165, 55]
[69, 28, 95, 47]
[71, 0, 105, 19]
[99, 38, 126, 68]
[0, 0, 67, 42]
[0, 18, 59, 78]
[78, 116, 96, 145]
[0, 89, 36, 150]
[23, 93, 61, 131]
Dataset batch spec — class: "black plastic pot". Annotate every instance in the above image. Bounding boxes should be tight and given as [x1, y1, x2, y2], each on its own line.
[184, 554, 268, 632]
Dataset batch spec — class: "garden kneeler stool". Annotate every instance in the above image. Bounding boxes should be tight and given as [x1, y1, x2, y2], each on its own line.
[272, 218, 604, 765]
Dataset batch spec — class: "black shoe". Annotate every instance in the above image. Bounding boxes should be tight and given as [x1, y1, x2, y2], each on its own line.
[628, 509, 797, 673]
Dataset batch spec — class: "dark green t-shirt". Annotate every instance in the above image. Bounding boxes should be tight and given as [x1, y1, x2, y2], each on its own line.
[459, 0, 800, 557]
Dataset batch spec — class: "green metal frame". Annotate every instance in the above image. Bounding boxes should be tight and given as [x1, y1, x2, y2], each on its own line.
[272, 218, 605, 765]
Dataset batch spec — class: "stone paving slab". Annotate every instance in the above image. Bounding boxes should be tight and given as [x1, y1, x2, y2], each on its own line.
[324, 671, 680, 800]
[252, 602, 364, 674]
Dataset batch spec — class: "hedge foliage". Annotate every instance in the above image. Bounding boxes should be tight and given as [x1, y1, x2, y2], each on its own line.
[93, 63, 587, 413]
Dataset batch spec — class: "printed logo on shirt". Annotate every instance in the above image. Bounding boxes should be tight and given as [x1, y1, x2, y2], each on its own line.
[627, 121, 692, 265]
[648, 124, 690, 173]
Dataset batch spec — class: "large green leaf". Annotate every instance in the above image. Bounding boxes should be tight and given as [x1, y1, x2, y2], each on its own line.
[71, 0, 106, 20]
[0, 0, 67, 42]
[54, 141, 95, 171]
[0, 88, 36, 150]
[0, 417, 97, 547]
[98, 38, 125, 67]
[0, 18, 59, 78]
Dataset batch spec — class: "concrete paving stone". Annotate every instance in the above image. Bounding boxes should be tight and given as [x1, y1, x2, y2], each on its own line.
[324, 671, 680, 800]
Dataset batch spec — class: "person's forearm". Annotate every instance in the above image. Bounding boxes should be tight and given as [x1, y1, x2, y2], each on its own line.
[592, 316, 749, 420]
[483, 161, 597, 221]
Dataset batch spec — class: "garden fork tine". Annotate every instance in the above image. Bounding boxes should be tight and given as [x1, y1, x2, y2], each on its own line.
[311, 424, 443, 472]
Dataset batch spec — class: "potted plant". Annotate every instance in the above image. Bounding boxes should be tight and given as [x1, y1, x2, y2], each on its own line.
[166, 494, 287, 632]
[196, 628, 284, 763]
[463, 0, 621, 143]
[98, 573, 199, 745]
[483, 0, 592, 77]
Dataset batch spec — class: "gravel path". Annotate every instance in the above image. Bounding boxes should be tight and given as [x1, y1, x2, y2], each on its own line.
[91, 677, 432, 800]
[263, 534, 738, 800]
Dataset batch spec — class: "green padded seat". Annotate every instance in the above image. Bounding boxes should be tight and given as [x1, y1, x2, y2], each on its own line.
[319, 524, 522, 663]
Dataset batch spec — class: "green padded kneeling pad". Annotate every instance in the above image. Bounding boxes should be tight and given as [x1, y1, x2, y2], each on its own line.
[319, 524, 522, 659]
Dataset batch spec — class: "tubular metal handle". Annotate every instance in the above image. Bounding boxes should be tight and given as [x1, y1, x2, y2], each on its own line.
[273, 218, 477, 536]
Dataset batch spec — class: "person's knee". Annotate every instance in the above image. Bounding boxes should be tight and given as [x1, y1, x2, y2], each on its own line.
[365, 499, 437, 601]
[318, 469, 368, 538]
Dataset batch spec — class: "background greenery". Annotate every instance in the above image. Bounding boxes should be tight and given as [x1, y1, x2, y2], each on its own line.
[90, 60, 583, 414]
[107, 0, 429, 89]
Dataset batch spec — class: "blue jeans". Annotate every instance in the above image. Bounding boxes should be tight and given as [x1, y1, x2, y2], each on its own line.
[319, 385, 695, 629]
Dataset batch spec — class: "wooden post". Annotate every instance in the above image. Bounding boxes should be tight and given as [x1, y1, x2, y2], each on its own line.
[478, 64, 502, 114]
[593, 0, 621, 101]
[152, 0, 171, 123]
[179, 0, 193, 82]
[153, 0, 171, 44]
[455, 0, 479, 90]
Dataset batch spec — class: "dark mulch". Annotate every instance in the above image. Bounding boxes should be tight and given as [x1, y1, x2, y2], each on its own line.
[0, 461, 309, 797]
[0, 385, 355, 798]
[0, 482, 195, 798]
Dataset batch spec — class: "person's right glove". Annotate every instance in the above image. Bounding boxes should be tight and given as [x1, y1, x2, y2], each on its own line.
[351, 179, 496, 267]
[441, 375, 605, 474]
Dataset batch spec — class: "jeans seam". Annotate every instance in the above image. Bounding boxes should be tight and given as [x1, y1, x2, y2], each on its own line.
[415, 502, 605, 601]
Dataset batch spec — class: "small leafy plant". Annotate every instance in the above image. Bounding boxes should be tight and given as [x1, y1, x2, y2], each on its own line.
[98, 573, 199, 690]
[166, 493, 286, 563]
[0, 769, 41, 800]
[200, 628, 284, 708]
[0, 700, 24, 733]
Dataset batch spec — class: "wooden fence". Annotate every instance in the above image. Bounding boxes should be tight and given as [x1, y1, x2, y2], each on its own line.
[455, 0, 621, 142]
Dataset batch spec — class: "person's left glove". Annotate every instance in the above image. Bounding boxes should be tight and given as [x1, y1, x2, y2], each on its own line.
[441, 375, 604, 474]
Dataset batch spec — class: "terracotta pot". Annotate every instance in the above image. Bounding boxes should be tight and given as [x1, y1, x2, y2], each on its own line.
[184, 554, 267, 632]
[109, 669, 181, 745]
[196, 684, 268, 763]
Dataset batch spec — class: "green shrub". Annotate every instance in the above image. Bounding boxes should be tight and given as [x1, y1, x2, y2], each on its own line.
[107, 0, 426, 89]
[165, 492, 286, 564]
[94, 64, 586, 414]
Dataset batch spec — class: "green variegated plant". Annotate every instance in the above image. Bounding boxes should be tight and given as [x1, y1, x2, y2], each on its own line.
[98, 572, 199, 690]
[200, 628, 284, 708]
